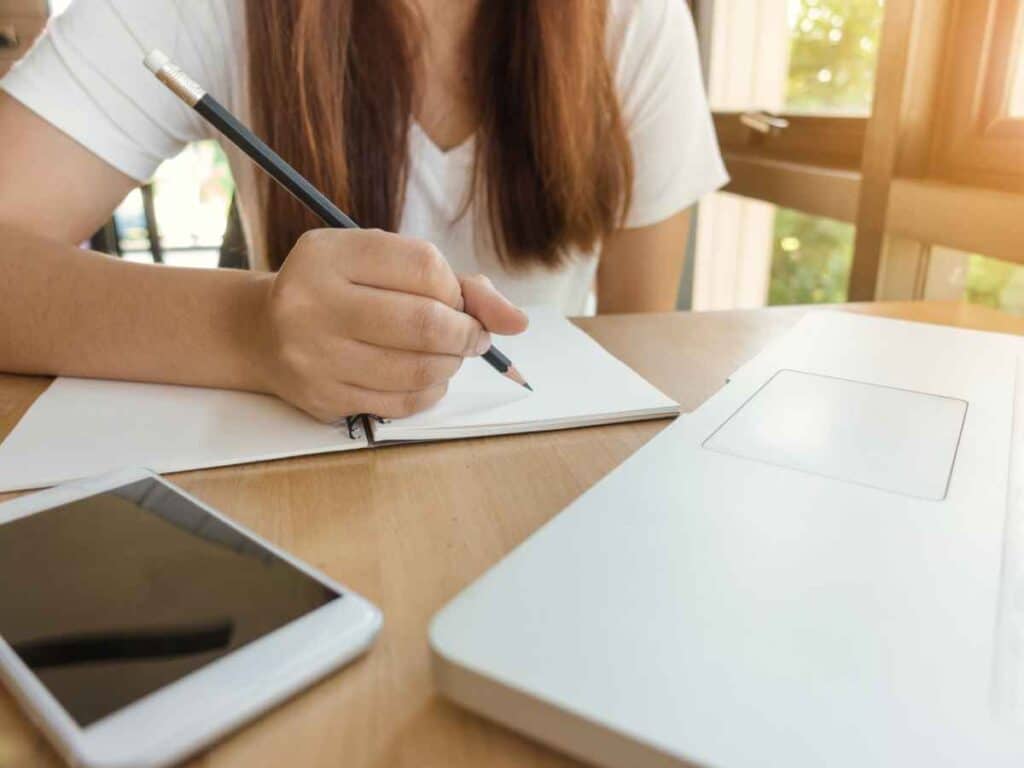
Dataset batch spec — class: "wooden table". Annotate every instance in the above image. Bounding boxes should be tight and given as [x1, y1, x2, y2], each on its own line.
[1, 300, 1021, 768]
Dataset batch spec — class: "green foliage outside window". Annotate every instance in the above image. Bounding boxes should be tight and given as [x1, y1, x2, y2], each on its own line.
[768, 0, 1022, 312]
[767, 0, 882, 305]
[965, 254, 1024, 315]
[769, 208, 853, 305]
[785, 0, 884, 114]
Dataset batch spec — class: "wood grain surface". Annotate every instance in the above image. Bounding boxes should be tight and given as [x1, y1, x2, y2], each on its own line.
[0, 301, 1020, 768]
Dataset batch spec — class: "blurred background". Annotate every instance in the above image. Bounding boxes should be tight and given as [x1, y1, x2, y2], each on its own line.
[691, 0, 1024, 315]
[3, 0, 1023, 313]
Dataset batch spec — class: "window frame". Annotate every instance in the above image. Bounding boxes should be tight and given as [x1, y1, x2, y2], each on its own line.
[697, 0, 1024, 304]
[928, 0, 1024, 192]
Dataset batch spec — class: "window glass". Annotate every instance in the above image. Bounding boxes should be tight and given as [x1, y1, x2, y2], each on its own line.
[784, 0, 885, 114]
[113, 189, 149, 264]
[706, 0, 884, 115]
[692, 193, 853, 309]
[965, 253, 1024, 315]
[770, 207, 854, 303]
[1011, 41, 1024, 117]
[113, 141, 234, 268]
[923, 247, 1024, 316]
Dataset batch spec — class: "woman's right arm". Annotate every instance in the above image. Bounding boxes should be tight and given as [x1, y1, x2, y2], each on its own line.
[0, 93, 276, 392]
[0, 94, 527, 421]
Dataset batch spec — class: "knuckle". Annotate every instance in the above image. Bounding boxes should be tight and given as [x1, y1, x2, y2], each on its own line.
[413, 301, 448, 348]
[409, 356, 436, 390]
[296, 228, 330, 253]
[455, 317, 479, 354]
[353, 228, 387, 256]
[410, 240, 447, 284]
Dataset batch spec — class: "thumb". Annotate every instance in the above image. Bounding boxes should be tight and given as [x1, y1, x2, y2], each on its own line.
[459, 274, 529, 336]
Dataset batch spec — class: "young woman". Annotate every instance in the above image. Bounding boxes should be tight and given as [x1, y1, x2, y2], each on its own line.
[0, 0, 725, 422]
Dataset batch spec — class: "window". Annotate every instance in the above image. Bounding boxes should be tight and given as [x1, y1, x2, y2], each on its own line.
[705, 0, 884, 115]
[41, 2, 235, 268]
[693, 0, 1024, 310]
[691, 193, 853, 310]
[911, 246, 1024, 316]
[1013, 34, 1024, 116]
[112, 141, 234, 268]
[930, 0, 1024, 190]
[770, 207, 853, 304]
[784, 0, 884, 115]
[692, 0, 878, 309]
[966, 253, 1024, 314]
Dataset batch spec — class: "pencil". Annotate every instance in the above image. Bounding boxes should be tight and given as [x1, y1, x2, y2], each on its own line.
[143, 49, 531, 392]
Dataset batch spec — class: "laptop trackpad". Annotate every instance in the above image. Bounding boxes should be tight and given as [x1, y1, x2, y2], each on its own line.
[703, 370, 967, 500]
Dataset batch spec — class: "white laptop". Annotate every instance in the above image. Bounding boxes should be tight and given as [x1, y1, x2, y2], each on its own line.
[430, 312, 1024, 767]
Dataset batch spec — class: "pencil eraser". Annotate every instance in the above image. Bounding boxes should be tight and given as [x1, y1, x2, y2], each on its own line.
[144, 49, 170, 74]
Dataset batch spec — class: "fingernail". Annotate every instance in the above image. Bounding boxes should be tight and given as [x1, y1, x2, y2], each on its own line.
[474, 331, 492, 356]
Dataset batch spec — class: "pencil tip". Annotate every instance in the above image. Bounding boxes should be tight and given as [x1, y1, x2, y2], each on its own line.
[505, 366, 533, 391]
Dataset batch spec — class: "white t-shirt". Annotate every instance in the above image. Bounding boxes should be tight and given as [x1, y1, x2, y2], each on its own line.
[1, 0, 726, 315]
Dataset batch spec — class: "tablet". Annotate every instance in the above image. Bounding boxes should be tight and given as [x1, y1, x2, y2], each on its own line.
[0, 468, 381, 768]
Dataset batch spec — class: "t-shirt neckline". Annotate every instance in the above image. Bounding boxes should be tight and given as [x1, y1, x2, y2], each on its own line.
[410, 121, 476, 166]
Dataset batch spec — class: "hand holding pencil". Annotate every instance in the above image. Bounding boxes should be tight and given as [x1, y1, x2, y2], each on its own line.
[144, 49, 531, 422]
[258, 228, 527, 423]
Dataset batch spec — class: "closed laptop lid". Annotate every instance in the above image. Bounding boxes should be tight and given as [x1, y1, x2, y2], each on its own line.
[431, 313, 1024, 768]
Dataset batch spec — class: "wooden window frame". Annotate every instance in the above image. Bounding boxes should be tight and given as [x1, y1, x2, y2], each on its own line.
[714, 115, 866, 171]
[702, 0, 1024, 303]
[928, 0, 1024, 192]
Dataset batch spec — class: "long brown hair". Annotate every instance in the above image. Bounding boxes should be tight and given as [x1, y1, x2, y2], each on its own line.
[246, 1, 633, 271]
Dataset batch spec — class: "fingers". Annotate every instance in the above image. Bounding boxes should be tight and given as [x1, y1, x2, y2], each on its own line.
[353, 381, 448, 419]
[460, 274, 529, 335]
[302, 381, 449, 423]
[268, 231, 530, 423]
[335, 340, 463, 392]
[307, 229, 464, 309]
[340, 285, 493, 356]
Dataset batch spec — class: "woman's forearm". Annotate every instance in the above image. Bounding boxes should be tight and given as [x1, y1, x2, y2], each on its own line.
[0, 224, 273, 391]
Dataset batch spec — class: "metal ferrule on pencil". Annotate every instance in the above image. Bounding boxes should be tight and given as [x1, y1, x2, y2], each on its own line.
[144, 50, 206, 107]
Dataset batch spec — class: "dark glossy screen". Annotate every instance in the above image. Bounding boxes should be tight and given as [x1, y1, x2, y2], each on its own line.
[0, 478, 339, 726]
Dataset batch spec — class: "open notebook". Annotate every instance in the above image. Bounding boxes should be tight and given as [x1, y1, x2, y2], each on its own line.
[0, 308, 677, 492]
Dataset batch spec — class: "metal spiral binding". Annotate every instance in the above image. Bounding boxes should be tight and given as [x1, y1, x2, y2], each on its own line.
[338, 414, 389, 441]
[345, 415, 364, 440]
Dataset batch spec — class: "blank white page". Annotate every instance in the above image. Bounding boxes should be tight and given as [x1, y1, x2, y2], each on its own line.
[0, 379, 365, 492]
[373, 307, 678, 442]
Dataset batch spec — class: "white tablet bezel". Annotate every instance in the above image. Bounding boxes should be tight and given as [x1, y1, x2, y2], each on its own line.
[0, 467, 382, 768]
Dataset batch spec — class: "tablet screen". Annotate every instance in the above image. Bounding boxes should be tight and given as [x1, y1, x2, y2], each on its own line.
[0, 478, 339, 727]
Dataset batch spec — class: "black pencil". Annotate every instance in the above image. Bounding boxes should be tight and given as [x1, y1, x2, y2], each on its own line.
[143, 49, 531, 392]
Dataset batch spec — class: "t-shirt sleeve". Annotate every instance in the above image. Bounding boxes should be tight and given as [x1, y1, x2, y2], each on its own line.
[0, 0, 239, 182]
[611, 0, 728, 229]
